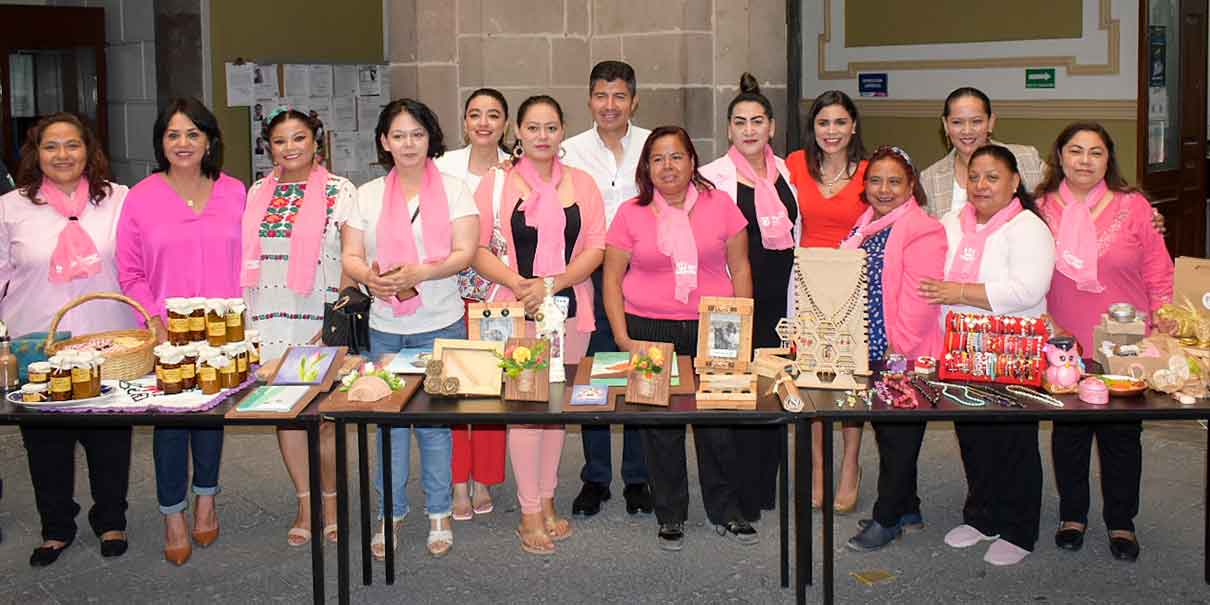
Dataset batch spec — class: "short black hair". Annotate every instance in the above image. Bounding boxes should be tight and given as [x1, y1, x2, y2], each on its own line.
[153, 97, 224, 179]
[588, 60, 636, 97]
[374, 98, 445, 168]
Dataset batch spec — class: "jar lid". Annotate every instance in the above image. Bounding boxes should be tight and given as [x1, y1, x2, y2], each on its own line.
[225, 299, 246, 313]
[28, 361, 51, 372]
[221, 342, 246, 355]
[206, 299, 228, 314]
[188, 297, 206, 306]
[161, 351, 185, 365]
[21, 383, 48, 393]
[165, 297, 188, 307]
[207, 355, 233, 369]
[72, 360, 92, 370]
[153, 343, 177, 357]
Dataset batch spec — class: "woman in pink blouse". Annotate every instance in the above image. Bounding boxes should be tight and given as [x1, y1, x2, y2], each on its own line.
[116, 97, 246, 566]
[471, 95, 605, 554]
[603, 126, 754, 551]
[1038, 122, 1173, 562]
[2, 113, 137, 567]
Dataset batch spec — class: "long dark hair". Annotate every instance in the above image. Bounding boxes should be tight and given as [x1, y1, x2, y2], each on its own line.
[1035, 121, 1136, 198]
[863, 145, 927, 208]
[634, 126, 715, 207]
[16, 112, 112, 205]
[463, 88, 511, 154]
[802, 90, 866, 181]
[968, 144, 1042, 219]
[153, 97, 224, 179]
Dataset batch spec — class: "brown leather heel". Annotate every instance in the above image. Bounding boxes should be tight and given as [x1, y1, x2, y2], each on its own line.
[192, 526, 219, 547]
[164, 541, 192, 566]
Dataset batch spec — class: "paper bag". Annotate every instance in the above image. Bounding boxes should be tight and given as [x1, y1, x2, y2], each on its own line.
[1175, 257, 1210, 316]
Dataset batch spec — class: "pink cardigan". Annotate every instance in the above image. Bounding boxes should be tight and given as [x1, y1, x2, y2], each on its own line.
[879, 202, 947, 359]
[473, 166, 606, 333]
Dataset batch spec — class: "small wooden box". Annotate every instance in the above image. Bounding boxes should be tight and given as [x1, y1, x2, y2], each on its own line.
[501, 337, 550, 402]
[625, 341, 674, 406]
[695, 371, 757, 410]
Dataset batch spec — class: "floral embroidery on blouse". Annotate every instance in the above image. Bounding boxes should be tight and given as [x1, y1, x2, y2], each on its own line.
[258, 182, 340, 238]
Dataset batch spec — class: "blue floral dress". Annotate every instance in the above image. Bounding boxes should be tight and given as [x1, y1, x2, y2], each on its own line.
[856, 226, 891, 363]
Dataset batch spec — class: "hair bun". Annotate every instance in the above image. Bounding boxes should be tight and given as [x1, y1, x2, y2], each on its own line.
[739, 72, 760, 95]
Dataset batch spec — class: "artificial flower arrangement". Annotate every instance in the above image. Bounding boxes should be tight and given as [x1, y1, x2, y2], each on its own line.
[339, 362, 405, 402]
[630, 345, 665, 377]
[495, 341, 549, 378]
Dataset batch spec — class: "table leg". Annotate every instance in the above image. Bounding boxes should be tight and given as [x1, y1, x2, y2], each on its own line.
[381, 424, 394, 584]
[795, 420, 812, 605]
[357, 423, 372, 586]
[1205, 424, 1208, 584]
[822, 418, 834, 605]
[306, 423, 325, 605]
[335, 420, 350, 605]
[780, 423, 789, 588]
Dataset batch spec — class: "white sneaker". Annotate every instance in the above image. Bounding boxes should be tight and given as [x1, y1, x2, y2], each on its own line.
[983, 538, 1030, 566]
[944, 524, 999, 548]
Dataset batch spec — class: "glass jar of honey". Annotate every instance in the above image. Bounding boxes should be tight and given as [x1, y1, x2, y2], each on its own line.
[225, 298, 247, 343]
[153, 343, 176, 391]
[222, 343, 248, 382]
[198, 357, 221, 394]
[48, 357, 72, 401]
[206, 299, 228, 347]
[27, 361, 51, 384]
[21, 382, 48, 403]
[71, 359, 93, 399]
[180, 344, 198, 390]
[165, 297, 191, 345]
[244, 330, 261, 365]
[90, 354, 104, 396]
[215, 355, 239, 389]
[160, 351, 184, 395]
[188, 297, 207, 342]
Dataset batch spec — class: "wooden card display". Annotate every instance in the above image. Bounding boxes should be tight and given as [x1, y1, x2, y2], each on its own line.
[226, 346, 347, 419]
[501, 337, 550, 402]
[695, 296, 755, 372]
[624, 341, 675, 406]
[780, 248, 871, 390]
[695, 371, 757, 410]
[319, 375, 423, 413]
[424, 339, 505, 397]
[467, 302, 526, 343]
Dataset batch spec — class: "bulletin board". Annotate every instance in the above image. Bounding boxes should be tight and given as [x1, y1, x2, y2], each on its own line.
[224, 60, 389, 187]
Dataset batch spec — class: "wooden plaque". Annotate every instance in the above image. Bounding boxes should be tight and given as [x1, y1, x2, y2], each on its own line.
[695, 296, 755, 372]
[226, 346, 347, 419]
[319, 375, 423, 413]
[695, 371, 757, 410]
[467, 302, 526, 343]
[624, 341, 674, 406]
[424, 338, 504, 397]
[501, 337, 550, 402]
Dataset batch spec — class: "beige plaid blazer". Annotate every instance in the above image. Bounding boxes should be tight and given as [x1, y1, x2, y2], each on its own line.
[919, 140, 1046, 218]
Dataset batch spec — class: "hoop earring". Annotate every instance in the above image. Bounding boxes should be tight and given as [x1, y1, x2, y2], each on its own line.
[558, 146, 566, 160]
[512, 141, 524, 161]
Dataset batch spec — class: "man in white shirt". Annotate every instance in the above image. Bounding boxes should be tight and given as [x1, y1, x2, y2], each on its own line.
[561, 61, 652, 518]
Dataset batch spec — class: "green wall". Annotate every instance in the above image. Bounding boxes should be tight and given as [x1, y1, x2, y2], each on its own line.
[860, 116, 1139, 184]
[846, 0, 1082, 47]
[209, 1, 383, 184]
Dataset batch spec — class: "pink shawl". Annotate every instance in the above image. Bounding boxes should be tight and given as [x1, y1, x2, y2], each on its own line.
[42, 177, 102, 283]
[1052, 180, 1107, 293]
[654, 184, 700, 303]
[377, 161, 452, 315]
[726, 144, 795, 249]
[946, 198, 1023, 282]
[514, 156, 567, 276]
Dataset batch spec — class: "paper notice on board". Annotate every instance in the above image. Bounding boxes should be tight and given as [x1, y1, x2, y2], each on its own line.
[253, 64, 279, 98]
[225, 62, 255, 107]
[357, 95, 385, 133]
[334, 65, 357, 95]
[357, 130, 379, 169]
[357, 65, 381, 96]
[330, 131, 359, 174]
[309, 65, 333, 98]
[283, 64, 310, 97]
[331, 96, 357, 131]
[308, 97, 333, 132]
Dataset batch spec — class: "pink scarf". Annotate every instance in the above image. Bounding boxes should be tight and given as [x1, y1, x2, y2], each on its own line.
[653, 185, 700, 303]
[839, 198, 915, 249]
[377, 161, 452, 315]
[945, 197, 1023, 282]
[1052, 179, 1107, 293]
[727, 145, 794, 249]
[240, 164, 332, 295]
[515, 156, 566, 276]
[42, 177, 101, 283]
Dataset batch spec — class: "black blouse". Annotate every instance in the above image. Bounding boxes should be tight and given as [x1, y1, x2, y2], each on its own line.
[736, 177, 797, 349]
[511, 201, 581, 319]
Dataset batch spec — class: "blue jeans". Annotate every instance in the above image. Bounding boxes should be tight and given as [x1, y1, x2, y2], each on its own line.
[153, 427, 223, 514]
[370, 320, 465, 517]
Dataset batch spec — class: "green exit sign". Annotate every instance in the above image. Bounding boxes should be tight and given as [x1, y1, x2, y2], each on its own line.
[1026, 68, 1056, 89]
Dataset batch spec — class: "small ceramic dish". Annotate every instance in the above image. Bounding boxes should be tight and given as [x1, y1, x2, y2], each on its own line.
[1098, 374, 1148, 397]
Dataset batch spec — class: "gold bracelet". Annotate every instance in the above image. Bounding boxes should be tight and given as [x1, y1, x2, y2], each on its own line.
[959, 283, 966, 305]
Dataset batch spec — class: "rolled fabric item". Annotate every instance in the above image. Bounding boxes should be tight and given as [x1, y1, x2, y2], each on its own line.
[772, 371, 804, 412]
[1077, 377, 1109, 405]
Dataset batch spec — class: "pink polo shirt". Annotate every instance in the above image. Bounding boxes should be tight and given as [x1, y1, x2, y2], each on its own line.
[606, 188, 748, 320]
[116, 172, 246, 324]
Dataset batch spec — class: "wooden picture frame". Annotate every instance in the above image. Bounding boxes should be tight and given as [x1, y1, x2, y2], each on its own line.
[695, 371, 757, 410]
[227, 345, 346, 419]
[424, 338, 504, 397]
[695, 297, 755, 372]
[467, 302, 526, 343]
[625, 341, 674, 406]
[501, 337, 550, 402]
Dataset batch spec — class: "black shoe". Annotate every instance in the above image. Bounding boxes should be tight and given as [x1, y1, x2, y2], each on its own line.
[623, 483, 653, 514]
[715, 520, 759, 546]
[658, 522, 684, 551]
[856, 512, 925, 534]
[1055, 527, 1085, 551]
[100, 537, 129, 558]
[29, 539, 72, 567]
[572, 482, 610, 517]
[846, 519, 902, 552]
[1109, 535, 1140, 561]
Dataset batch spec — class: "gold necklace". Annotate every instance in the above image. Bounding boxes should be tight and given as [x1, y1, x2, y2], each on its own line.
[819, 164, 851, 196]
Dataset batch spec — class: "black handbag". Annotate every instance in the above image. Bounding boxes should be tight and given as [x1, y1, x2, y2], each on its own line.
[323, 286, 372, 354]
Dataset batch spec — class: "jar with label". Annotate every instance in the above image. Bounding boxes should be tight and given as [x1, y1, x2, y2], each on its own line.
[188, 297, 207, 341]
[223, 343, 248, 382]
[90, 354, 104, 396]
[48, 358, 72, 401]
[198, 357, 221, 394]
[224, 298, 247, 343]
[165, 297, 191, 345]
[244, 330, 261, 365]
[153, 343, 176, 391]
[215, 355, 239, 389]
[21, 382, 48, 403]
[71, 360, 93, 399]
[160, 350, 184, 395]
[27, 361, 51, 384]
[206, 299, 228, 347]
[180, 344, 198, 390]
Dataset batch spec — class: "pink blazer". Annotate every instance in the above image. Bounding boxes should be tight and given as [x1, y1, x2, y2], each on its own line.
[473, 166, 606, 333]
[880, 202, 947, 359]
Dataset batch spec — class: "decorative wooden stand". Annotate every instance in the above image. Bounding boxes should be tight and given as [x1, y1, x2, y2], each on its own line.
[625, 341, 674, 406]
[501, 337, 550, 402]
[695, 371, 757, 410]
[780, 248, 871, 390]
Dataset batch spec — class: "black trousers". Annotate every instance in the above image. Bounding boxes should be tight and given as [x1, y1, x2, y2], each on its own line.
[871, 421, 927, 527]
[1051, 420, 1142, 532]
[955, 421, 1042, 551]
[20, 426, 133, 542]
[627, 314, 748, 526]
[733, 425, 779, 516]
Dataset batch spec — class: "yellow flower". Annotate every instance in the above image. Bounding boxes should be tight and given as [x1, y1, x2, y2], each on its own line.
[630, 353, 640, 367]
[512, 346, 532, 364]
[647, 347, 663, 365]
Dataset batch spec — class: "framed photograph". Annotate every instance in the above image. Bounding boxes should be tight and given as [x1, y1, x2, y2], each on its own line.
[425, 338, 504, 397]
[272, 346, 342, 385]
[467, 302, 526, 343]
[695, 297, 754, 372]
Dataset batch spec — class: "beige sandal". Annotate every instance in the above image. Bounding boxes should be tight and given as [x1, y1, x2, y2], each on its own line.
[322, 492, 338, 543]
[426, 513, 453, 557]
[544, 515, 573, 541]
[287, 492, 311, 547]
[370, 518, 405, 560]
[516, 525, 555, 555]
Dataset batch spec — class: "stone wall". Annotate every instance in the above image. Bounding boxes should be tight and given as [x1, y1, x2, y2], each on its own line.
[387, 0, 789, 158]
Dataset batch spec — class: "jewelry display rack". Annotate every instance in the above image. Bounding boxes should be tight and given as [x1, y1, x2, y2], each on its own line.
[777, 248, 871, 390]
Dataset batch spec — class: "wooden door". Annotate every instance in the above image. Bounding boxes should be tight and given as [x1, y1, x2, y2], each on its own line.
[1138, 0, 1208, 258]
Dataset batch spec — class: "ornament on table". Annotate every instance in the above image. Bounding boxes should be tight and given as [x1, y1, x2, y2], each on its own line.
[534, 277, 567, 383]
[1042, 335, 1083, 394]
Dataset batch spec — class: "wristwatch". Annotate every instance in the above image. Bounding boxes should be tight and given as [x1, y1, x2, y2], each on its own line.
[543, 276, 555, 296]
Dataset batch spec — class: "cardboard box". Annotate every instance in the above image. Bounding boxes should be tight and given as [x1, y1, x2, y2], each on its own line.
[1175, 257, 1210, 314]
[1096, 334, 1179, 378]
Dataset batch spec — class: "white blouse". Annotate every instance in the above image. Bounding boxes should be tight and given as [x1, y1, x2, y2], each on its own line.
[940, 208, 1055, 318]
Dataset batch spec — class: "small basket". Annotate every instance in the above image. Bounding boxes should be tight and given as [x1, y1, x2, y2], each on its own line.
[44, 292, 157, 380]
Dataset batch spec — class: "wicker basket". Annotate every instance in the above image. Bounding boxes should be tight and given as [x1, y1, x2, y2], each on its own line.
[44, 292, 157, 380]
